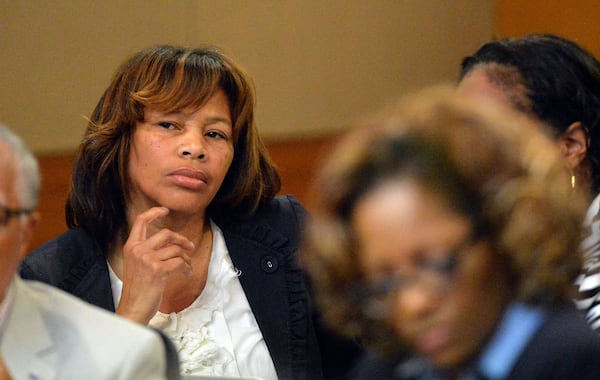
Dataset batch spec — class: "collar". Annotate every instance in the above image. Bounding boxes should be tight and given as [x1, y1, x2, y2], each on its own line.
[584, 193, 600, 227]
[2, 277, 57, 379]
[475, 302, 545, 379]
[580, 193, 600, 254]
[394, 302, 545, 380]
[0, 277, 16, 342]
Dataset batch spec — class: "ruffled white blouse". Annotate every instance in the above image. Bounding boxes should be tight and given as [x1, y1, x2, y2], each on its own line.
[108, 220, 278, 379]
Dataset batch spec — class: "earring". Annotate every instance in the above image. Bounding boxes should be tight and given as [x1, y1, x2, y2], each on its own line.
[570, 170, 576, 190]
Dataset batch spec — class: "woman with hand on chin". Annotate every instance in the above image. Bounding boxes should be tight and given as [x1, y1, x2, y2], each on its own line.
[21, 45, 361, 379]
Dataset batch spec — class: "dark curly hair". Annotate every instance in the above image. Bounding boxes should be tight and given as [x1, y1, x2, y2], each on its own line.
[301, 86, 587, 357]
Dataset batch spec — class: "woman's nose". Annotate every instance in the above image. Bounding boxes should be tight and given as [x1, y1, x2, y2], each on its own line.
[178, 131, 206, 159]
[394, 283, 441, 320]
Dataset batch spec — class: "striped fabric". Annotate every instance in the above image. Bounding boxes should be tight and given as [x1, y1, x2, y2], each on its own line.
[575, 194, 600, 331]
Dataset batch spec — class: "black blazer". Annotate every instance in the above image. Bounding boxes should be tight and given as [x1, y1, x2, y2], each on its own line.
[351, 304, 600, 380]
[509, 304, 600, 379]
[21, 195, 361, 380]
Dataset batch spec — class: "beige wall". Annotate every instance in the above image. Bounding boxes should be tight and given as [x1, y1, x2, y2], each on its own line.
[0, 0, 494, 153]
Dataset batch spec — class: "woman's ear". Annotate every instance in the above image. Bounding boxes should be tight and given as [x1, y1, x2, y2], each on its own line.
[557, 121, 588, 169]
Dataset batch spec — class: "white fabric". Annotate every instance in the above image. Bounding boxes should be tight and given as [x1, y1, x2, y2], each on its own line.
[1, 276, 168, 380]
[109, 220, 277, 380]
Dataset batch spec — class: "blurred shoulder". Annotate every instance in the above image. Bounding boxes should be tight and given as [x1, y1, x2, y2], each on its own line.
[20, 277, 154, 338]
[16, 277, 171, 378]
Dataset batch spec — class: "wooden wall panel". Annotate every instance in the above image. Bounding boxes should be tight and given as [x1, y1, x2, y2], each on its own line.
[266, 135, 340, 211]
[30, 135, 339, 250]
[495, 0, 600, 56]
[33, 153, 73, 250]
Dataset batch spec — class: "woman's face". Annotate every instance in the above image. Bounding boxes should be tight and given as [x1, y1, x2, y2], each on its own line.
[127, 89, 234, 216]
[351, 179, 511, 371]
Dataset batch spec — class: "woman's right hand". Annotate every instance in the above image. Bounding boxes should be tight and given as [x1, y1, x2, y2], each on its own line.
[115, 206, 194, 324]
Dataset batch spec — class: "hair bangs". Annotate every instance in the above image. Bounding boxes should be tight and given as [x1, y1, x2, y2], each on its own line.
[131, 50, 227, 115]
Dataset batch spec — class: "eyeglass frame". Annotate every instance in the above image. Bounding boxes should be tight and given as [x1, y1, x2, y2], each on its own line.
[350, 228, 483, 320]
[0, 204, 34, 230]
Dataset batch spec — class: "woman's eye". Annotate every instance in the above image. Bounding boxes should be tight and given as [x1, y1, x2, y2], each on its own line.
[206, 130, 227, 139]
[158, 121, 177, 130]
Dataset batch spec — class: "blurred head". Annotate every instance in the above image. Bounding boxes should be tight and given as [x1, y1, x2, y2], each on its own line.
[67, 45, 280, 251]
[459, 34, 600, 195]
[0, 124, 40, 299]
[302, 87, 586, 370]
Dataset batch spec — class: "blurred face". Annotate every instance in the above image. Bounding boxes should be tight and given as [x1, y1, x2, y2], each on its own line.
[351, 179, 511, 372]
[0, 149, 35, 301]
[127, 89, 234, 217]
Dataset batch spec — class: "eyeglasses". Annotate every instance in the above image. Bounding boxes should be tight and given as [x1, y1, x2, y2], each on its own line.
[351, 231, 480, 320]
[0, 205, 34, 229]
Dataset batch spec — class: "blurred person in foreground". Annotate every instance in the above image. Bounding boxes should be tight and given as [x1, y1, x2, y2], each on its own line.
[301, 87, 600, 379]
[20, 45, 361, 379]
[0, 124, 179, 380]
[458, 33, 600, 330]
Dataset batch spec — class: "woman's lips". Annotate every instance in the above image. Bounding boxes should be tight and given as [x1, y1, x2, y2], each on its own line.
[168, 168, 207, 191]
[415, 326, 452, 356]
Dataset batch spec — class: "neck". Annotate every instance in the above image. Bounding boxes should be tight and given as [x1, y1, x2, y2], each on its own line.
[126, 203, 208, 241]
[150, 211, 209, 248]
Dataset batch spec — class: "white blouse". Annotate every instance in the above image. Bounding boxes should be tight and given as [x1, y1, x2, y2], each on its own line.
[108, 220, 278, 379]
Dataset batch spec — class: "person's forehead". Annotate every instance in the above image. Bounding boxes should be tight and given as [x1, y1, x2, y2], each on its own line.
[458, 69, 514, 108]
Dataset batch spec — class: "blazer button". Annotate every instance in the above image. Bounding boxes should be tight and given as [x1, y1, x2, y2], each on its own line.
[261, 255, 279, 273]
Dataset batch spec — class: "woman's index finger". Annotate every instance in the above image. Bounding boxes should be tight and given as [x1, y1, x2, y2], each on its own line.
[129, 206, 170, 241]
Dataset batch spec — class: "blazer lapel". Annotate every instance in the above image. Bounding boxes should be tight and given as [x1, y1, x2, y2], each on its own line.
[224, 229, 294, 379]
[2, 278, 57, 380]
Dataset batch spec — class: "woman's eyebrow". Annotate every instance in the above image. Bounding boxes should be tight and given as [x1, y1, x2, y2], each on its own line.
[204, 116, 233, 126]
